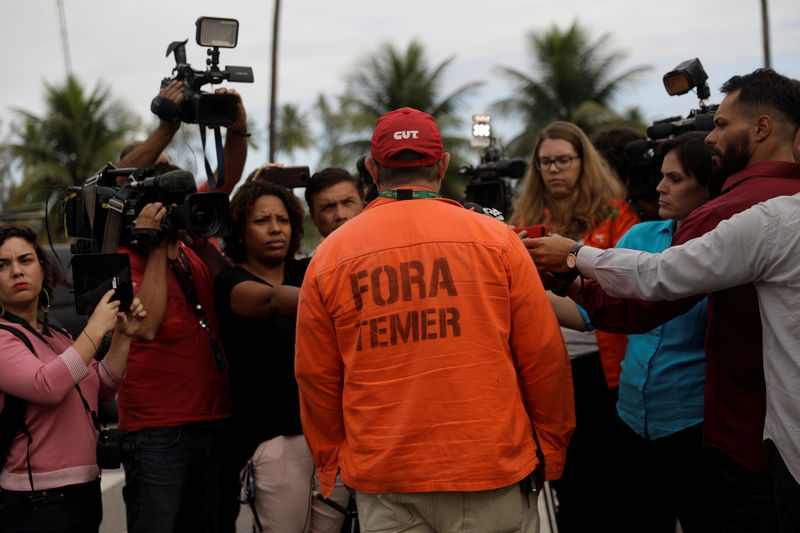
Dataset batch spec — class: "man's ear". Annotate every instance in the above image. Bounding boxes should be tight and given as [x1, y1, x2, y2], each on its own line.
[753, 114, 773, 142]
[365, 157, 381, 188]
[437, 152, 451, 180]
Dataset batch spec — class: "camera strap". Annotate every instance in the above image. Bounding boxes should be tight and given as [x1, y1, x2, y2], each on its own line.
[167, 248, 226, 372]
[101, 185, 136, 254]
[199, 125, 225, 190]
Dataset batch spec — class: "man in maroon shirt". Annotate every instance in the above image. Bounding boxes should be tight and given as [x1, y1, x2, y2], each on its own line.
[528, 68, 800, 533]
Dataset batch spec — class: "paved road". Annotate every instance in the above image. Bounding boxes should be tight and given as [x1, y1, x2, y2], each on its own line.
[99, 469, 254, 533]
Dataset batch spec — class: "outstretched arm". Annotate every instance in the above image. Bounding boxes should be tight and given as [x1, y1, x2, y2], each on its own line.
[118, 81, 183, 169]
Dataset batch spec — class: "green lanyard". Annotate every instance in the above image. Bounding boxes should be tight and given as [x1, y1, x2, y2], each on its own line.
[378, 189, 440, 200]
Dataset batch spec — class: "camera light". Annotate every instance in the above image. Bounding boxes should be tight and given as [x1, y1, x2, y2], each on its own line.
[196, 17, 239, 48]
[473, 123, 492, 138]
[663, 58, 710, 99]
[472, 114, 491, 123]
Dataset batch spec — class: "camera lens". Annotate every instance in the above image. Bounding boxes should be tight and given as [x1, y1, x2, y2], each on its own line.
[190, 200, 219, 236]
[181, 193, 232, 239]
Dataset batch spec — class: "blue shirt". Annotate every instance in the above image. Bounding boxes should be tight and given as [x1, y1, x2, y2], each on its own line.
[614, 220, 707, 439]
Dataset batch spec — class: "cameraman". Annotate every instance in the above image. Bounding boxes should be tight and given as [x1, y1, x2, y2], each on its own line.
[119, 80, 249, 196]
[117, 201, 234, 533]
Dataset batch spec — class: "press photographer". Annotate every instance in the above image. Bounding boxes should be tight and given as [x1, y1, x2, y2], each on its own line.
[113, 191, 236, 533]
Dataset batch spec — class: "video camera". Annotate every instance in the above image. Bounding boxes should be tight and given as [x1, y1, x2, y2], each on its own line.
[625, 58, 719, 202]
[63, 163, 232, 254]
[460, 115, 527, 219]
[151, 17, 254, 127]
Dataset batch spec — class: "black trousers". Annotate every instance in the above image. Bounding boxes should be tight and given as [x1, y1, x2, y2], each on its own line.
[616, 422, 708, 533]
[0, 479, 102, 533]
[704, 447, 778, 533]
[766, 439, 800, 533]
[551, 352, 625, 533]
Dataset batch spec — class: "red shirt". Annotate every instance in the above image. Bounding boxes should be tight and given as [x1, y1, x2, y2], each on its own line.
[118, 244, 231, 430]
[582, 161, 800, 474]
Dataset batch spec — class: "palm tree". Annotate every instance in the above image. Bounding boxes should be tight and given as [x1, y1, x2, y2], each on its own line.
[275, 103, 312, 162]
[493, 21, 649, 155]
[314, 94, 351, 169]
[339, 40, 483, 198]
[4, 75, 138, 206]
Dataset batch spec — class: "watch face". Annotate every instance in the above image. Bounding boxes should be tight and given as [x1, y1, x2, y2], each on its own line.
[566, 254, 577, 269]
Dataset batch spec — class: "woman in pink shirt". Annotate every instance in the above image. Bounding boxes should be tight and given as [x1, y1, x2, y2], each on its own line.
[0, 224, 145, 533]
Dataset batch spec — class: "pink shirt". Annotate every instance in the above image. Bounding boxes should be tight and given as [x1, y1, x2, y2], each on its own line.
[0, 323, 121, 490]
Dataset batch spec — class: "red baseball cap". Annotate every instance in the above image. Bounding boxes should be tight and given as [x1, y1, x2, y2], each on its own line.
[371, 107, 443, 168]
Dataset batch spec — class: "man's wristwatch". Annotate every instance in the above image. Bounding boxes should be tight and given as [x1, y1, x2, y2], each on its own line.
[565, 243, 584, 269]
[552, 243, 584, 297]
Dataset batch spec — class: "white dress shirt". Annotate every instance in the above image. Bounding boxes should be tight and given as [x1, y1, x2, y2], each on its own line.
[577, 193, 800, 484]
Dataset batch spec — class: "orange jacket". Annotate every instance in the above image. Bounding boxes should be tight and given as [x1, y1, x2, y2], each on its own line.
[583, 199, 640, 387]
[296, 195, 575, 497]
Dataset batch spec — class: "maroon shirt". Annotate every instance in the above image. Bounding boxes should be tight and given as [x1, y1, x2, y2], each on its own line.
[582, 161, 800, 474]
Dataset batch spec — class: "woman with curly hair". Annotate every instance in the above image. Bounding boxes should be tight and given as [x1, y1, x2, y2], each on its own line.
[512, 121, 639, 532]
[214, 180, 350, 532]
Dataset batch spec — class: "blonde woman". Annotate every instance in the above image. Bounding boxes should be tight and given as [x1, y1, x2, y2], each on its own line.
[513, 121, 639, 532]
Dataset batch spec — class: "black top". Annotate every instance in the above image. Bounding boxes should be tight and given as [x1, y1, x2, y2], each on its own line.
[214, 257, 310, 466]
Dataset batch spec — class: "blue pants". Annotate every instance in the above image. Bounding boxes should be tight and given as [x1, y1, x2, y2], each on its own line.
[0, 479, 102, 533]
[122, 420, 238, 533]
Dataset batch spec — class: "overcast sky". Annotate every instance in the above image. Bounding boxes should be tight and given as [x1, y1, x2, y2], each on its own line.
[2, 0, 799, 178]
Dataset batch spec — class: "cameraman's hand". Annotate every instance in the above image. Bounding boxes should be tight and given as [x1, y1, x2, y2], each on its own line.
[524, 235, 576, 273]
[135, 202, 166, 230]
[158, 81, 185, 132]
[248, 162, 284, 183]
[161, 80, 185, 104]
[217, 88, 246, 131]
[115, 295, 147, 338]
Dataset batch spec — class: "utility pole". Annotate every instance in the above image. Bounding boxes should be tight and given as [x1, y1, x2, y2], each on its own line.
[56, 0, 73, 77]
[761, 0, 771, 68]
[268, 0, 281, 161]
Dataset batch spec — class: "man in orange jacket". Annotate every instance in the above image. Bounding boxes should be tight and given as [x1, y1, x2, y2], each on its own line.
[295, 107, 575, 532]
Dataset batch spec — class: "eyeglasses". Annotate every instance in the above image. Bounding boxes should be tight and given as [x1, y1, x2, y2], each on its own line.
[535, 155, 580, 171]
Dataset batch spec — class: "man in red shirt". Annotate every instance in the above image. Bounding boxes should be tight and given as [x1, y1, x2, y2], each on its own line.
[528, 68, 800, 533]
[118, 201, 234, 533]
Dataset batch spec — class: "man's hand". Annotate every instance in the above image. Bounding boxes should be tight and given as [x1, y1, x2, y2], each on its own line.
[135, 202, 166, 230]
[248, 162, 284, 183]
[157, 81, 185, 132]
[524, 235, 577, 273]
[217, 88, 246, 131]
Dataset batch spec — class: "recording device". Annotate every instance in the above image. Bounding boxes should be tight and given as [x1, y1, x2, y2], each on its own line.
[62, 163, 232, 255]
[513, 225, 548, 237]
[260, 166, 311, 188]
[461, 116, 527, 219]
[624, 58, 719, 202]
[151, 17, 254, 127]
[72, 253, 134, 316]
[97, 428, 135, 469]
